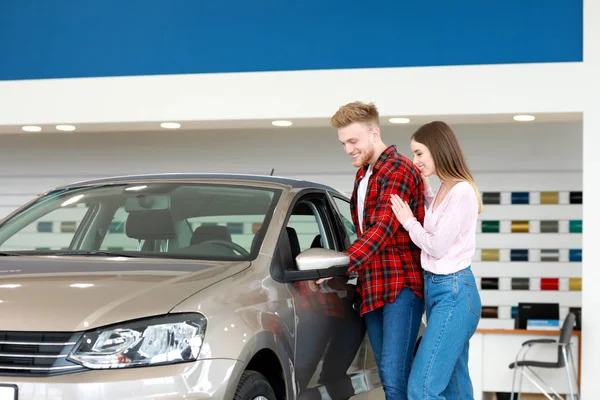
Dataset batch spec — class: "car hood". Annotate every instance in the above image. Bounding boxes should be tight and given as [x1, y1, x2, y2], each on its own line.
[0, 255, 250, 332]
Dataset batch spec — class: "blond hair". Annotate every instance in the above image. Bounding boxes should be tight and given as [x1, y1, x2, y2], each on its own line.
[412, 121, 483, 214]
[330, 101, 380, 129]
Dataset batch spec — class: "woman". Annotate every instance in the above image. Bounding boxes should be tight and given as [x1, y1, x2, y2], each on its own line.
[390, 121, 483, 399]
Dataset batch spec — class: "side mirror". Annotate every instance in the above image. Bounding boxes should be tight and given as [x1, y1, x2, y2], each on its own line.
[295, 248, 349, 278]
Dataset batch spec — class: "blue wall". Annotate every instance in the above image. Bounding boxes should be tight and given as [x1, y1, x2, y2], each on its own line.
[0, 1, 583, 81]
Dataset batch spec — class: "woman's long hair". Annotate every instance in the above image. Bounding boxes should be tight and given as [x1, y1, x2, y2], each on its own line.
[412, 121, 483, 214]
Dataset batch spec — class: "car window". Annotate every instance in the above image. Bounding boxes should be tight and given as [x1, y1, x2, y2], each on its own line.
[0, 202, 92, 251]
[287, 214, 326, 251]
[331, 195, 357, 246]
[0, 183, 281, 261]
[98, 206, 146, 251]
[186, 214, 267, 253]
[286, 199, 332, 252]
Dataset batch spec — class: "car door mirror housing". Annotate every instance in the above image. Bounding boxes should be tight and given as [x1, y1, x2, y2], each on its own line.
[295, 248, 350, 277]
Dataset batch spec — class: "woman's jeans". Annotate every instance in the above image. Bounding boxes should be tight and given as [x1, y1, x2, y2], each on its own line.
[363, 288, 424, 400]
[408, 266, 482, 400]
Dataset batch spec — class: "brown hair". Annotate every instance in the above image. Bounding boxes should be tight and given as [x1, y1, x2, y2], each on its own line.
[330, 101, 380, 129]
[412, 121, 483, 214]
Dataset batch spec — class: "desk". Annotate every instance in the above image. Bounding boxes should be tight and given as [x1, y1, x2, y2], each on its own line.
[469, 329, 580, 399]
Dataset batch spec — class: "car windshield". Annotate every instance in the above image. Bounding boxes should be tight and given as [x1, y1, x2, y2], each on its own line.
[0, 182, 281, 261]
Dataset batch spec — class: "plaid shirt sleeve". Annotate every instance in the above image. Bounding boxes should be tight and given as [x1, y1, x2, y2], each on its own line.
[346, 168, 415, 275]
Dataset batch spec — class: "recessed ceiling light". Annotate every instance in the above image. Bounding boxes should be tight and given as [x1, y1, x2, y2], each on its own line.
[513, 115, 535, 122]
[21, 126, 42, 132]
[56, 124, 76, 131]
[160, 122, 181, 129]
[389, 117, 411, 124]
[272, 120, 293, 127]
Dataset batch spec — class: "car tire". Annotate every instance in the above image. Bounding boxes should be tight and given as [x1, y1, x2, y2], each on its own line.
[234, 370, 277, 400]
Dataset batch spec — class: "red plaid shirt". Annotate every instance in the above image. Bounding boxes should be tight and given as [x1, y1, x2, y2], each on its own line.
[346, 145, 425, 316]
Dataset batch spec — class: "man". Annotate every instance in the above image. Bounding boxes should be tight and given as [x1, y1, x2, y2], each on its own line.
[327, 101, 425, 400]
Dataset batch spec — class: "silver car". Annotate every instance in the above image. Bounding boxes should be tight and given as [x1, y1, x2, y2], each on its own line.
[0, 174, 382, 400]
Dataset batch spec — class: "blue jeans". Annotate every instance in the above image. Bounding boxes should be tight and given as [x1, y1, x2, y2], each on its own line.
[408, 267, 482, 400]
[363, 287, 424, 400]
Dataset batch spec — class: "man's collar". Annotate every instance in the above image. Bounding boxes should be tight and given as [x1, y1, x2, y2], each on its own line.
[359, 145, 397, 174]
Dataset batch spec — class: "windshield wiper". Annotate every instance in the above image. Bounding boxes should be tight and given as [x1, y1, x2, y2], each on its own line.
[0, 252, 24, 256]
[53, 250, 140, 258]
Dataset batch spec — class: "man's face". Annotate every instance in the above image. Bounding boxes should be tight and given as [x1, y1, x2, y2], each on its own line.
[338, 122, 377, 168]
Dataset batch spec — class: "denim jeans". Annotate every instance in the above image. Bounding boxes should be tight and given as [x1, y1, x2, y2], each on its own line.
[408, 266, 482, 400]
[363, 287, 424, 400]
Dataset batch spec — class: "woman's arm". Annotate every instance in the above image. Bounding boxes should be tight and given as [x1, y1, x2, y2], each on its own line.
[402, 183, 477, 259]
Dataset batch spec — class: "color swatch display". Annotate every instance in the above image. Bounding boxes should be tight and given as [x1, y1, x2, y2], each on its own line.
[481, 277, 499, 290]
[511, 192, 529, 204]
[510, 249, 529, 262]
[570, 191, 582, 204]
[482, 306, 499, 318]
[481, 220, 500, 233]
[511, 306, 518, 319]
[569, 249, 582, 262]
[511, 278, 530, 290]
[479, 248, 581, 262]
[60, 221, 77, 233]
[569, 278, 582, 291]
[540, 191, 559, 204]
[478, 219, 581, 234]
[540, 249, 560, 262]
[540, 278, 559, 291]
[481, 249, 500, 261]
[569, 220, 582, 233]
[479, 190, 584, 205]
[37, 221, 52, 232]
[482, 192, 501, 204]
[109, 221, 124, 233]
[511, 220, 529, 233]
[475, 189, 582, 325]
[540, 220, 559, 233]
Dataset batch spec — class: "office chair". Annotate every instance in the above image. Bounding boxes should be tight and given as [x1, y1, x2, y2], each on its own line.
[509, 312, 579, 400]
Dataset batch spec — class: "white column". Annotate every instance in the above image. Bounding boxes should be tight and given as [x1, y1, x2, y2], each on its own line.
[581, 0, 600, 397]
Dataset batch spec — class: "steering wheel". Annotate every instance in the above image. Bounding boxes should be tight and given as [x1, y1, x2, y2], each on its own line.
[200, 239, 250, 257]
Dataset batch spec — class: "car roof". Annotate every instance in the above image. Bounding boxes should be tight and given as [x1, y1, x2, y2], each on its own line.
[55, 173, 346, 195]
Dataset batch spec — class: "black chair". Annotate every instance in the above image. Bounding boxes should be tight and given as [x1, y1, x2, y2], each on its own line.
[125, 210, 176, 252]
[509, 312, 579, 399]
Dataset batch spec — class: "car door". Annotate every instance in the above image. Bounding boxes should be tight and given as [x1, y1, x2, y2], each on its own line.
[327, 191, 382, 391]
[277, 190, 367, 400]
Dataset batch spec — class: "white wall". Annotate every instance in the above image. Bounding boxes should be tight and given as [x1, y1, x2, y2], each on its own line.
[0, 121, 583, 331]
[0, 121, 581, 213]
[0, 120, 582, 193]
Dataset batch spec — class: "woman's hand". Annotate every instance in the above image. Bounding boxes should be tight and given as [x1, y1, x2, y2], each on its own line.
[390, 194, 414, 225]
[422, 173, 430, 190]
[417, 166, 430, 190]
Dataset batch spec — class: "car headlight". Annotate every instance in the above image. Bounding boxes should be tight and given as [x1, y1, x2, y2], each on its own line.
[68, 313, 207, 369]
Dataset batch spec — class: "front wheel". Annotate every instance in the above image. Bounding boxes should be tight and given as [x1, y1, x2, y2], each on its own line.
[234, 370, 277, 400]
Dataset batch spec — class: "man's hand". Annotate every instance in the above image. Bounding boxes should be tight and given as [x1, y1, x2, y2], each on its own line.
[315, 277, 332, 285]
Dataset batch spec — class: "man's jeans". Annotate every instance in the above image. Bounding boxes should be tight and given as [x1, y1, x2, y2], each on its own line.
[408, 267, 482, 399]
[363, 288, 424, 400]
